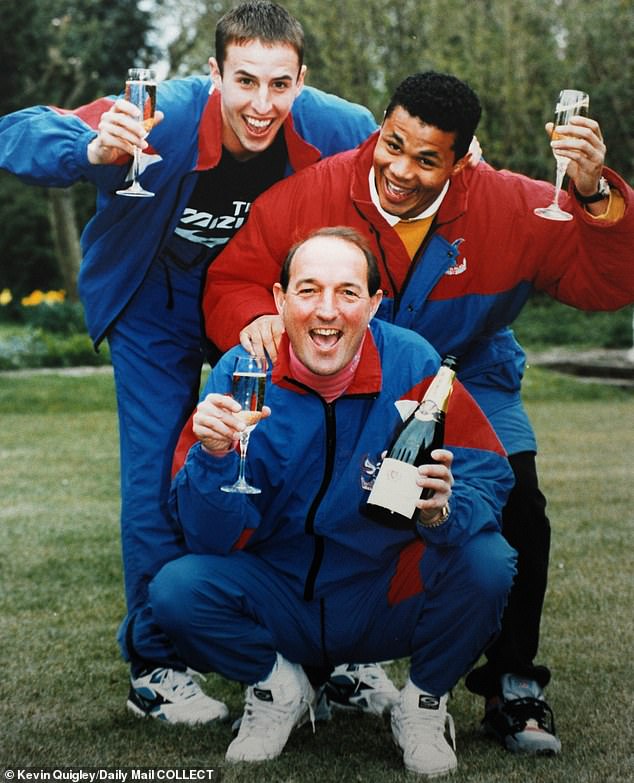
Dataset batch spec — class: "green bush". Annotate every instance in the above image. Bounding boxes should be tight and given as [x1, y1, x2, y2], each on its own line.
[0, 299, 86, 334]
[22, 300, 88, 334]
[0, 326, 109, 370]
[0, 297, 110, 370]
[513, 295, 633, 350]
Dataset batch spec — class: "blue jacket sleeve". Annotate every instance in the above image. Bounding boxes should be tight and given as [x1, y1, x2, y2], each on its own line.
[0, 99, 139, 194]
[169, 442, 264, 555]
[0, 104, 111, 187]
[291, 86, 377, 156]
[416, 446, 514, 548]
[168, 348, 265, 554]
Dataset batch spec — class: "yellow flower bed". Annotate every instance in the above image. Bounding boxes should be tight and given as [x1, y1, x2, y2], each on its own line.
[19, 289, 67, 307]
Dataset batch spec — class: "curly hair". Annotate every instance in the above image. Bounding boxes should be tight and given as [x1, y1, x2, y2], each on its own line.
[385, 71, 482, 161]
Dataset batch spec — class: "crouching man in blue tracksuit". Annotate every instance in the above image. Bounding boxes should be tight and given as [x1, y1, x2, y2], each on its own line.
[151, 227, 516, 777]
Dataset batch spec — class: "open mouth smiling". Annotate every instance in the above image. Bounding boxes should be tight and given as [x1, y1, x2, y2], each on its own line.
[244, 116, 274, 135]
[310, 327, 342, 349]
[384, 178, 416, 202]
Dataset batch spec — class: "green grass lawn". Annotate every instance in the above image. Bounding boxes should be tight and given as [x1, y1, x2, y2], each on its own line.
[0, 367, 632, 782]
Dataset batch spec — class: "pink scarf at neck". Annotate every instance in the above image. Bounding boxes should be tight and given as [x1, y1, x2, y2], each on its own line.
[288, 337, 364, 402]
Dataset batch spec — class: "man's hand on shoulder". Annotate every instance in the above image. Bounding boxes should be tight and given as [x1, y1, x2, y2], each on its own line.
[239, 315, 285, 362]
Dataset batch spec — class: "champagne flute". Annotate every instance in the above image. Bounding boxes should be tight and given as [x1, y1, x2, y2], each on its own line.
[534, 89, 589, 221]
[116, 68, 157, 198]
[221, 355, 267, 495]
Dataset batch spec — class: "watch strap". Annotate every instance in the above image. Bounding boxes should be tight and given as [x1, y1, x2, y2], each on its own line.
[574, 176, 610, 204]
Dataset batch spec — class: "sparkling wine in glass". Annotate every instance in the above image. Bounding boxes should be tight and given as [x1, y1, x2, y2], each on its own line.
[116, 68, 157, 198]
[534, 89, 589, 221]
[221, 355, 267, 495]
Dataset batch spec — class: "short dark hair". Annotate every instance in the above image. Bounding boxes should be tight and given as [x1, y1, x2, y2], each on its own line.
[385, 71, 482, 161]
[280, 227, 381, 296]
[215, 1, 304, 74]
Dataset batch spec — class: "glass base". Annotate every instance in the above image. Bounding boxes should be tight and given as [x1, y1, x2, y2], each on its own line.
[534, 205, 573, 221]
[221, 480, 261, 495]
[116, 182, 155, 198]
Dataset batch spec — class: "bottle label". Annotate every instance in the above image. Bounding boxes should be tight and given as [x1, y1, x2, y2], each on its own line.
[367, 457, 420, 517]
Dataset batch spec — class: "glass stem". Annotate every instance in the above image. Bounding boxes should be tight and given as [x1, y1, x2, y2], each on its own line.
[237, 431, 250, 484]
[552, 158, 567, 208]
[131, 145, 141, 183]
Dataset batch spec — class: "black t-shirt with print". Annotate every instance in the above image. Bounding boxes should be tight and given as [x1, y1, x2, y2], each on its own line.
[168, 131, 288, 268]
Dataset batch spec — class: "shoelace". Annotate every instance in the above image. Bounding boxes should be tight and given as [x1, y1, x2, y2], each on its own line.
[153, 667, 205, 700]
[502, 697, 557, 734]
[241, 686, 316, 736]
[398, 707, 456, 751]
[356, 665, 394, 687]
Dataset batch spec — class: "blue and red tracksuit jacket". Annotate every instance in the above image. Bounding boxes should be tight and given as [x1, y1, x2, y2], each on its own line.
[203, 132, 634, 454]
[0, 78, 377, 346]
[169, 319, 514, 602]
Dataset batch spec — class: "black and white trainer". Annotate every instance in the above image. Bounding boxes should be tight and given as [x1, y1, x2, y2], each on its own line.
[481, 673, 561, 755]
[323, 663, 399, 717]
[127, 667, 229, 725]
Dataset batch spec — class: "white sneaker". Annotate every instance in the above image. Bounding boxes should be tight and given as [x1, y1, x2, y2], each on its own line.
[127, 667, 229, 724]
[324, 663, 400, 716]
[391, 679, 457, 778]
[226, 654, 315, 763]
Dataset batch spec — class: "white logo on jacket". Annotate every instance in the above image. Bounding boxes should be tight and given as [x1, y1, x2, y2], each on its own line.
[445, 237, 467, 276]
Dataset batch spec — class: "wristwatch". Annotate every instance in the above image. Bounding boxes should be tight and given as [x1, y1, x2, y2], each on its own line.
[421, 504, 451, 528]
[574, 176, 610, 204]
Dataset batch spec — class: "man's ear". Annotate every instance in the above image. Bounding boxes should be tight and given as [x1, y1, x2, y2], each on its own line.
[452, 152, 472, 176]
[273, 283, 286, 316]
[209, 57, 222, 90]
[296, 64, 307, 94]
[368, 289, 383, 321]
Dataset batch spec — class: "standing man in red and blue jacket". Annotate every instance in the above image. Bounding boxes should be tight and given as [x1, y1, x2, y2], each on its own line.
[202, 70, 634, 754]
[0, 1, 378, 721]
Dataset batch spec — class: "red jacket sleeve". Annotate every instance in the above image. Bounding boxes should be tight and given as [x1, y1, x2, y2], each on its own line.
[545, 167, 634, 310]
[202, 154, 361, 351]
[203, 178, 304, 350]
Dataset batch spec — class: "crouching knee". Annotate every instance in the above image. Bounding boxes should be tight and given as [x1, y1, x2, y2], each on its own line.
[457, 531, 517, 603]
[149, 554, 200, 637]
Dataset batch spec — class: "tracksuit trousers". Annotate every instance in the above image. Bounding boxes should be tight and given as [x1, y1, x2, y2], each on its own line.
[108, 252, 209, 671]
[149, 531, 516, 696]
[465, 451, 552, 696]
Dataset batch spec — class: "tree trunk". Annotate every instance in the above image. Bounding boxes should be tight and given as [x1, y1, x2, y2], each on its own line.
[47, 186, 81, 302]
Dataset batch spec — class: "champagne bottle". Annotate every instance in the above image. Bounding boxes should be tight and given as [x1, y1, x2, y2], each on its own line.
[363, 355, 457, 530]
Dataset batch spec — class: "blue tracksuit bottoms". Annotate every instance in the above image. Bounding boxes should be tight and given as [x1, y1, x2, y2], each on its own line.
[108, 252, 209, 669]
[149, 530, 516, 695]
